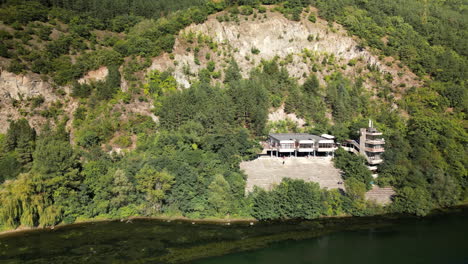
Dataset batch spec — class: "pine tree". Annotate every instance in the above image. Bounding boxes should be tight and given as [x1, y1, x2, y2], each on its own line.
[207, 174, 232, 216]
[224, 59, 242, 84]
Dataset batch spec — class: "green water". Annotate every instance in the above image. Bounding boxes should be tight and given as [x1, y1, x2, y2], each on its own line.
[196, 208, 468, 264]
[0, 207, 467, 264]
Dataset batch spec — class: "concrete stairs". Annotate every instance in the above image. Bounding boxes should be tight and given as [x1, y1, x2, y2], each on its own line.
[365, 186, 395, 205]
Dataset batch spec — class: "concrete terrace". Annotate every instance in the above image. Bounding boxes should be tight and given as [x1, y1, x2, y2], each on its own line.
[241, 157, 344, 193]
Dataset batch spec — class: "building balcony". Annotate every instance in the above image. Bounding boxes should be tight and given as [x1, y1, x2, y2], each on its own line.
[317, 147, 338, 152]
[365, 147, 385, 153]
[366, 128, 383, 136]
[366, 139, 385, 145]
[278, 148, 296, 153]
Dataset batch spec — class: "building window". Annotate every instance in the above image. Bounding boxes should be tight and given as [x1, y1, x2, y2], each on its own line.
[281, 143, 295, 149]
[319, 143, 333, 148]
[299, 144, 313, 148]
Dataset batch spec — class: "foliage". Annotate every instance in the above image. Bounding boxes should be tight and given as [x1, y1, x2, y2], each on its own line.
[135, 166, 174, 215]
[251, 179, 327, 220]
[0, 0, 467, 226]
[144, 70, 178, 109]
[334, 148, 373, 190]
[392, 186, 433, 216]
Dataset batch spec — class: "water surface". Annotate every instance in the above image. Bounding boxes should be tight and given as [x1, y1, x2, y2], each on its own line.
[1, 207, 467, 263]
[196, 208, 468, 264]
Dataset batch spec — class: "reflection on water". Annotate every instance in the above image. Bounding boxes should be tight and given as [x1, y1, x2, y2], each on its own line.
[0, 207, 467, 264]
[196, 208, 468, 264]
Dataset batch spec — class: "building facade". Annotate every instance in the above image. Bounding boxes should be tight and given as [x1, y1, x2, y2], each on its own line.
[341, 120, 385, 177]
[267, 133, 337, 157]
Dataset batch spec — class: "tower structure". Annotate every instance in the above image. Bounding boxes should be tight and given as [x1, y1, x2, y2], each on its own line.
[359, 120, 385, 176]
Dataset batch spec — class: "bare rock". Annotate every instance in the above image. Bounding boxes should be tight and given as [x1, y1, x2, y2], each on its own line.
[78, 66, 109, 85]
[0, 69, 57, 101]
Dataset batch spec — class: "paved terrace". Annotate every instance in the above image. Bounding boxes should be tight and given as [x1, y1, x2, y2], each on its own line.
[241, 157, 344, 193]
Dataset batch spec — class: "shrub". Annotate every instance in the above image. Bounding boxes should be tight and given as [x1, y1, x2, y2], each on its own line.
[72, 82, 93, 98]
[77, 130, 101, 147]
[348, 59, 357, 66]
[114, 135, 132, 148]
[240, 6, 253, 16]
[308, 14, 317, 23]
[7, 59, 26, 74]
[31, 96, 45, 108]
[207, 61, 216, 72]
[251, 47, 260, 55]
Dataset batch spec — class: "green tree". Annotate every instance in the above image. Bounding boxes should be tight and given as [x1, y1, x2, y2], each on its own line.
[5, 119, 36, 167]
[224, 59, 242, 83]
[430, 171, 461, 208]
[135, 165, 174, 215]
[110, 169, 137, 210]
[392, 186, 433, 216]
[344, 177, 367, 200]
[32, 138, 77, 176]
[207, 174, 233, 217]
[302, 74, 320, 96]
[250, 186, 279, 220]
[334, 148, 373, 190]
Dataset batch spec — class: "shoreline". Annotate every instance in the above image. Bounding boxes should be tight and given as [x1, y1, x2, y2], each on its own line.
[1, 203, 467, 238]
[0, 215, 258, 237]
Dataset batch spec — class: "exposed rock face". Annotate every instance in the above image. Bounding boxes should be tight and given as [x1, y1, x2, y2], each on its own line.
[150, 9, 420, 90]
[0, 69, 57, 101]
[0, 69, 62, 133]
[268, 105, 306, 127]
[78, 66, 109, 84]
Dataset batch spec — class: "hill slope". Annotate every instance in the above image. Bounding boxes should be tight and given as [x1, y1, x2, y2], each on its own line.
[0, 0, 466, 229]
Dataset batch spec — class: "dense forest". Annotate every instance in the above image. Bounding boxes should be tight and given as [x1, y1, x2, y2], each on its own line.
[0, 0, 466, 229]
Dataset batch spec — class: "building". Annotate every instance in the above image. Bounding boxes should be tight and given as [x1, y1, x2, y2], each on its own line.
[267, 133, 337, 157]
[359, 124, 385, 166]
[342, 120, 385, 177]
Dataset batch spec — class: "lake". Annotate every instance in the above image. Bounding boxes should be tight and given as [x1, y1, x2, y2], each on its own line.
[1, 206, 467, 264]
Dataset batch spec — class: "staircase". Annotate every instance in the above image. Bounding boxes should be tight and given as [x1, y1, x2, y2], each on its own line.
[365, 186, 395, 205]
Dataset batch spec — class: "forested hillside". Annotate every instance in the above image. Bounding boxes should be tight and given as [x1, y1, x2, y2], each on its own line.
[0, 0, 466, 229]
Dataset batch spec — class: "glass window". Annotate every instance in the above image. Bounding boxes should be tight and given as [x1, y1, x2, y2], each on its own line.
[281, 143, 294, 149]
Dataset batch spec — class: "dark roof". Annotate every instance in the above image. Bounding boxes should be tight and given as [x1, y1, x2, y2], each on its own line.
[269, 133, 325, 142]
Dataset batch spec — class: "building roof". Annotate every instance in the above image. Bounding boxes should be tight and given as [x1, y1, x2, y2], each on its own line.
[321, 134, 335, 139]
[269, 133, 327, 142]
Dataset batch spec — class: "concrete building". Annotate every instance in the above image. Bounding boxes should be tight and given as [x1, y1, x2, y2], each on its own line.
[342, 120, 385, 177]
[267, 133, 337, 157]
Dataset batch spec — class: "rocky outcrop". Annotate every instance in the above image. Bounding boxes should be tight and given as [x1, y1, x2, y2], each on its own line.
[78, 66, 109, 84]
[150, 8, 420, 90]
[0, 69, 57, 101]
[268, 105, 306, 127]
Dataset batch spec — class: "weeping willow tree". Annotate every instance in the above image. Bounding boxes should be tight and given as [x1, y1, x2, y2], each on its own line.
[0, 173, 62, 229]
